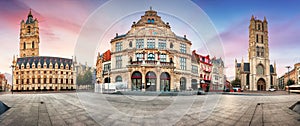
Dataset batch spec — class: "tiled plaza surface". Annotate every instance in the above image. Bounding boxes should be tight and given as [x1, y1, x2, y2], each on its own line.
[0, 91, 299, 126]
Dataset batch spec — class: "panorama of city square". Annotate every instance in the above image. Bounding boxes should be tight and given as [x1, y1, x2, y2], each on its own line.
[0, 1, 300, 126]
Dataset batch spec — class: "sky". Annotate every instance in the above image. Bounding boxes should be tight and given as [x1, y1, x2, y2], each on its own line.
[0, 0, 300, 81]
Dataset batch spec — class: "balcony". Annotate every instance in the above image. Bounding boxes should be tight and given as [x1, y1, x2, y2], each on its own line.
[128, 60, 174, 68]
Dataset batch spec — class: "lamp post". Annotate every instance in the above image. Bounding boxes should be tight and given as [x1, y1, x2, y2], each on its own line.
[10, 64, 15, 94]
[286, 66, 291, 94]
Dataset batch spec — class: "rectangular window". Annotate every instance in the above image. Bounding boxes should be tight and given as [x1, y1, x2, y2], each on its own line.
[192, 65, 198, 74]
[136, 53, 143, 61]
[147, 39, 155, 49]
[180, 57, 186, 70]
[160, 54, 166, 62]
[104, 64, 110, 72]
[136, 39, 144, 49]
[180, 43, 186, 53]
[115, 42, 122, 52]
[116, 55, 122, 69]
[158, 39, 166, 49]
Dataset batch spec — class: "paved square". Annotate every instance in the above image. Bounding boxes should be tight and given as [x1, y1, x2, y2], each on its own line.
[0, 92, 299, 126]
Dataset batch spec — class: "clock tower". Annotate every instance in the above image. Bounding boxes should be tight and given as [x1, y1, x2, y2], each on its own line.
[19, 9, 40, 58]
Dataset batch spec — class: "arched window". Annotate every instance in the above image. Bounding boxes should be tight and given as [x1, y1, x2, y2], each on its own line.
[32, 41, 34, 48]
[256, 34, 258, 42]
[151, 18, 155, 23]
[27, 26, 31, 33]
[148, 53, 155, 60]
[129, 41, 132, 48]
[116, 76, 122, 82]
[261, 35, 263, 43]
[258, 24, 261, 30]
[256, 64, 264, 75]
[147, 18, 151, 23]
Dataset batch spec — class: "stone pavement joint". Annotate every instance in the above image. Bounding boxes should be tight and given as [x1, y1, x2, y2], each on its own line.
[0, 92, 300, 126]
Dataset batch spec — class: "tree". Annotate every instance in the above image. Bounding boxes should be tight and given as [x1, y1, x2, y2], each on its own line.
[287, 79, 295, 86]
[83, 70, 93, 85]
[231, 78, 241, 87]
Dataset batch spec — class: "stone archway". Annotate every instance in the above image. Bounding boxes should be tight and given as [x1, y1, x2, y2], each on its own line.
[257, 78, 266, 91]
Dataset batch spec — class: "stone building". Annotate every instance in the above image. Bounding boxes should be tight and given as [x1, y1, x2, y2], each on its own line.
[191, 51, 212, 91]
[12, 10, 76, 91]
[0, 74, 8, 91]
[235, 16, 277, 91]
[278, 63, 300, 89]
[96, 8, 205, 91]
[211, 57, 225, 91]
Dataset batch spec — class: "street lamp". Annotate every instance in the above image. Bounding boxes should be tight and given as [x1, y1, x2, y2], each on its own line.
[10, 64, 15, 94]
[286, 66, 291, 94]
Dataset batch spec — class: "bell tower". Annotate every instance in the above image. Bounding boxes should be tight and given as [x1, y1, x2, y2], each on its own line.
[20, 9, 40, 57]
[248, 15, 270, 91]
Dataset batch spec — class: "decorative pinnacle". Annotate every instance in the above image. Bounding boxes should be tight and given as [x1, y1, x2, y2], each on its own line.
[150, 6, 152, 10]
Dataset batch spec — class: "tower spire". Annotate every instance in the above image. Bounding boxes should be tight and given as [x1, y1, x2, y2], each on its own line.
[251, 15, 255, 20]
[28, 9, 33, 18]
[263, 16, 267, 22]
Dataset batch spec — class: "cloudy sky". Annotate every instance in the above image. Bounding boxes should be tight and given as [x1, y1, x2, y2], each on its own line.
[0, 0, 299, 80]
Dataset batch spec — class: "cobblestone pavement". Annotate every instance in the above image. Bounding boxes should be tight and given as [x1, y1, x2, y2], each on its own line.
[0, 92, 300, 126]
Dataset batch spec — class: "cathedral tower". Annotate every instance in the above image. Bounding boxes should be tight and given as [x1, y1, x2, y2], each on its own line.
[19, 9, 40, 57]
[235, 15, 277, 91]
[248, 16, 271, 91]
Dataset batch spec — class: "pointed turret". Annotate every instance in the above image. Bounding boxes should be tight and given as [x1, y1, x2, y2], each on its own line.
[263, 16, 267, 22]
[274, 61, 276, 73]
[251, 15, 255, 20]
[28, 9, 33, 18]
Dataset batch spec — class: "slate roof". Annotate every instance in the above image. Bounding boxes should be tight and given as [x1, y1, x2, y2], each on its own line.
[16, 56, 73, 69]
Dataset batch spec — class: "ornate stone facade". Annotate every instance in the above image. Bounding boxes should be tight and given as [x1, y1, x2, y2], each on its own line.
[211, 57, 225, 91]
[12, 10, 76, 91]
[235, 16, 277, 91]
[20, 9, 40, 58]
[0, 74, 8, 91]
[96, 8, 204, 91]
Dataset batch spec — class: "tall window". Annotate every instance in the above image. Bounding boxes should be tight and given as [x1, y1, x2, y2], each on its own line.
[104, 64, 110, 72]
[261, 35, 263, 43]
[148, 53, 155, 61]
[180, 57, 186, 70]
[192, 65, 198, 74]
[115, 42, 122, 52]
[136, 53, 143, 61]
[160, 54, 166, 62]
[158, 39, 166, 49]
[257, 64, 264, 75]
[24, 42, 26, 49]
[136, 39, 144, 49]
[258, 24, 261, 30]
[147, 39, 155, 49]
[256, 34, 258, 42]
[180, 43, 186, 53]
[261, 47, 264, 57]
[256, 46, 260, 57]
[32, 41, 34, 48]
[116, 55, 122, 69]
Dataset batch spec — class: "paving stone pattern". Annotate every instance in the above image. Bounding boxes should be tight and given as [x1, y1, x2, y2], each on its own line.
[0, 92, 300, 126]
